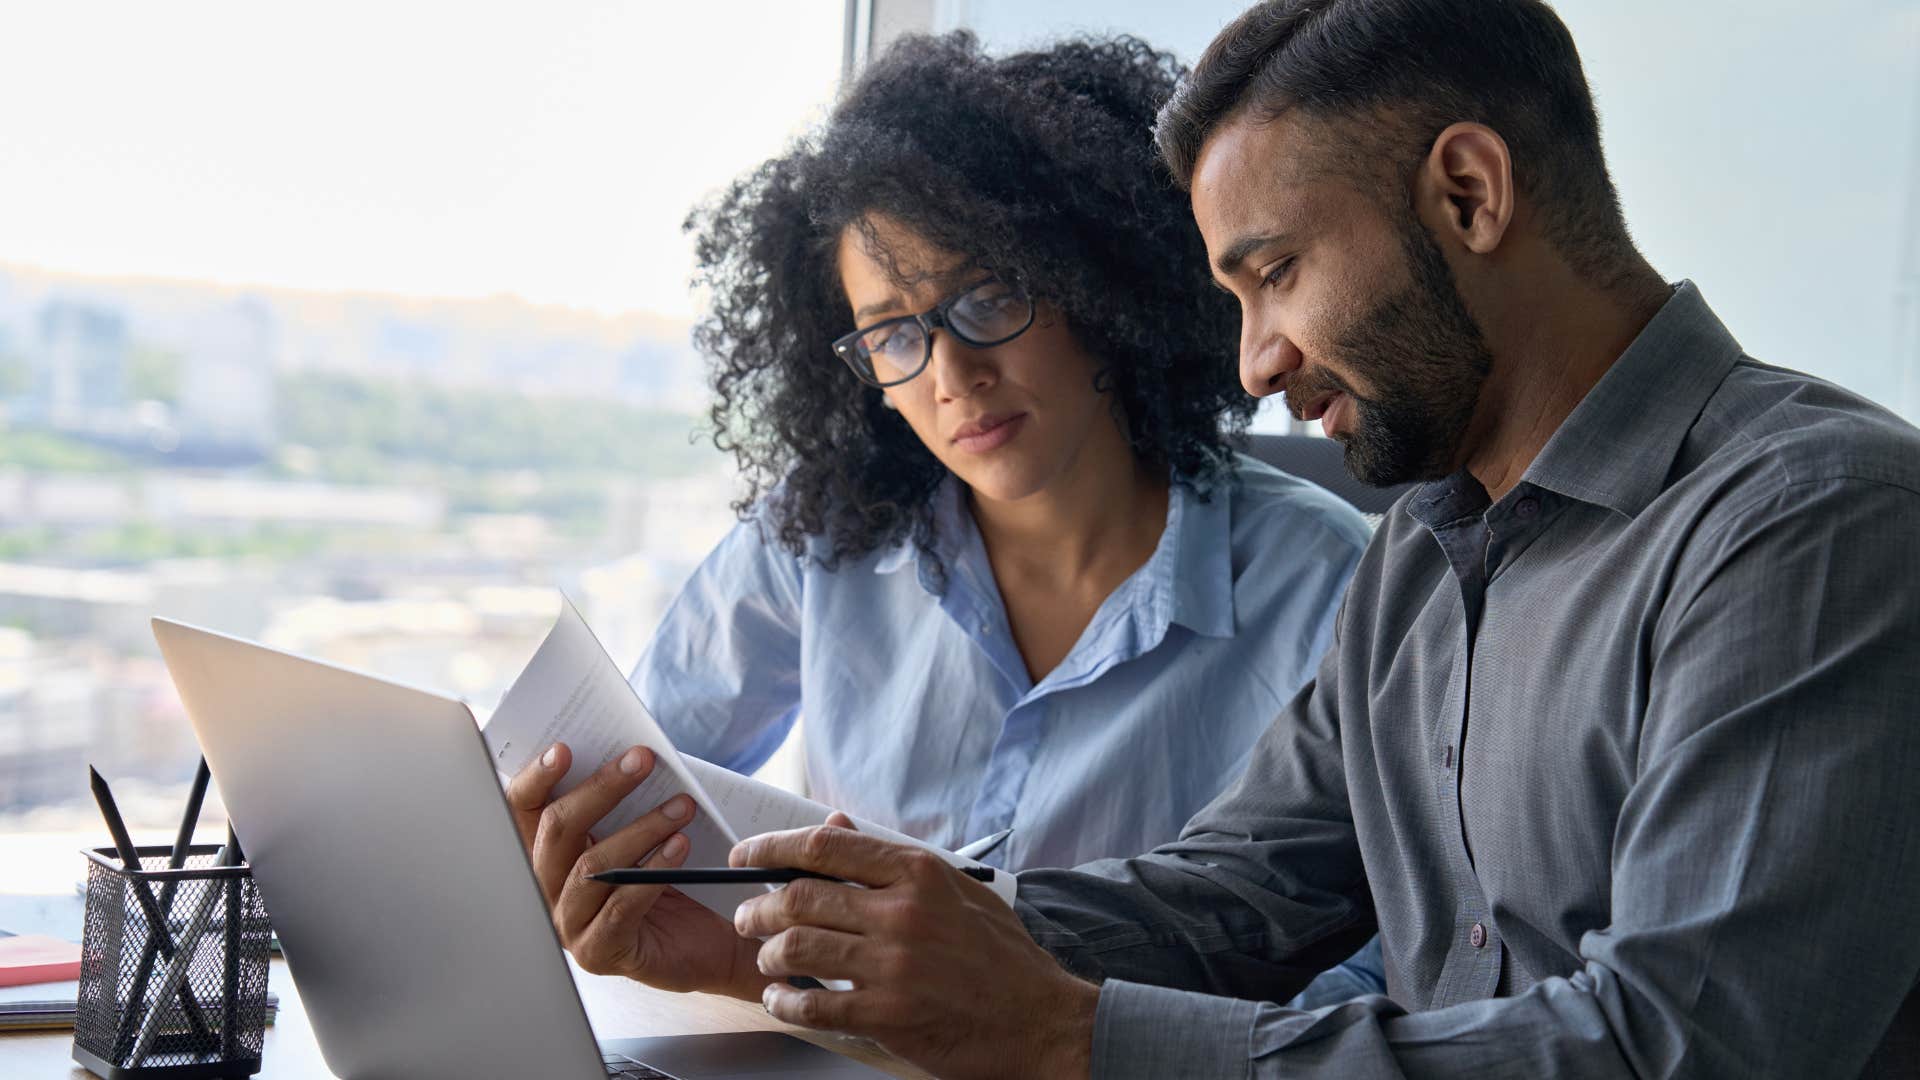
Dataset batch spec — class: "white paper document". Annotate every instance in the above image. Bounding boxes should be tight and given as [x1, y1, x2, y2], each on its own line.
[481, 596, 1015, 927]
[678, 755, 1016, 905]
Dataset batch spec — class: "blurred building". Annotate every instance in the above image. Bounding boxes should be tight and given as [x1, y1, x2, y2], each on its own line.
[618, 339, 706, 413]
[262, 585, 560, 711]
[0, 559, 277, 655]
[31, 300, 129, 435]
[143, 475, 446, 531]
[0, 626, 199, 810]
[0, 473, 446, 533]
[177, 296, 278, 452]
[0, 628, 97, 810]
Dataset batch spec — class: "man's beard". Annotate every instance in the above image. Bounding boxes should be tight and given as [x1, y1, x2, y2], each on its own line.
[1287, 213, 1494, 488]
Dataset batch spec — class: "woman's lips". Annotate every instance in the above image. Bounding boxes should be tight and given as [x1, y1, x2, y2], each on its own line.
[952, 412, 1028, 454]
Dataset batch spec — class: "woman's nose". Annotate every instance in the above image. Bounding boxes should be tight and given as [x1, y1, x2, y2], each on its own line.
[928, 330, 997, 401]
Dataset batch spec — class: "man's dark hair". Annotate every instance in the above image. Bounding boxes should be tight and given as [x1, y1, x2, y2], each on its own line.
[1156, 0, 1640, 288]
[688, 32, 1249, 571]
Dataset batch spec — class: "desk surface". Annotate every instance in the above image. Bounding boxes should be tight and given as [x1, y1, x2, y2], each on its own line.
[0, 955, 926, 1079]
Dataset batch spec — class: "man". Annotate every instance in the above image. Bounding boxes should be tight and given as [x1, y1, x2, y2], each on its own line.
[509, 1, 1920, 1075]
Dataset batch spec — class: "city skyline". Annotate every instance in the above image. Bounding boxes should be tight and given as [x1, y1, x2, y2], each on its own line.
[0, 260, 711, 419]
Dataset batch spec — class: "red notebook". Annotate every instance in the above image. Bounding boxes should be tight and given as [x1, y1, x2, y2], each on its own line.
[0, 935, 83, 987]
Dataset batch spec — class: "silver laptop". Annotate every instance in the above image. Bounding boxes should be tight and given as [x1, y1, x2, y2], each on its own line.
[152, 617, 888, 1080]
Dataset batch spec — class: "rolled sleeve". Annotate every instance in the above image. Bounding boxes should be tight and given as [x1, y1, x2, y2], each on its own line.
[1093, 980, 1259, 1079]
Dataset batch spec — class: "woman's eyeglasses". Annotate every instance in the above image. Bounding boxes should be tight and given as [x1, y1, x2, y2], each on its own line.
[831, 277, 1036, 388]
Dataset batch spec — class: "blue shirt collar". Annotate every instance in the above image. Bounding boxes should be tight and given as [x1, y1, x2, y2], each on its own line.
[871, 473, 1238, 641]
[1162, 478, 1237, 640]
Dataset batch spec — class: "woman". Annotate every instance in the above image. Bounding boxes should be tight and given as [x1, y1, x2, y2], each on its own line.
[525, 32, 1381, 1001]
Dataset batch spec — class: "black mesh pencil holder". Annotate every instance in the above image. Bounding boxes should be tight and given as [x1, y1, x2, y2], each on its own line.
[73, 845, 272, 1079]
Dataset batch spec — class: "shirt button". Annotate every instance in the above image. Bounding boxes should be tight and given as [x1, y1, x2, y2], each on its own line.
[1514, 497, 1540, 520]
[1470, 923, 1487, 948]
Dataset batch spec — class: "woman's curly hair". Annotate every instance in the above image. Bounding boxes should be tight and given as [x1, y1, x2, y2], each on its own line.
[687, 31, 1251, 569]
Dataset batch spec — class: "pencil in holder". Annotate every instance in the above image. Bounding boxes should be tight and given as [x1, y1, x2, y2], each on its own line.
[73, 845, 272, 1079]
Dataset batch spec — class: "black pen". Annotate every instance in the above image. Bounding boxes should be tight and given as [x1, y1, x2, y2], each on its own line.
[117, 758, 213, 1053]
[167, 759, 213, 874]
[591, 866, 996, 886]
[89, 766, 214, 1048]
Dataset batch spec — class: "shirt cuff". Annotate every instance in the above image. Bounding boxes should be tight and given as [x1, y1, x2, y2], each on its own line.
[1093, 979, 1259, 1078]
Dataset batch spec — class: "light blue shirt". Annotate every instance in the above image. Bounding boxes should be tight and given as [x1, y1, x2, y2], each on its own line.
[632, 453, 1370, 873]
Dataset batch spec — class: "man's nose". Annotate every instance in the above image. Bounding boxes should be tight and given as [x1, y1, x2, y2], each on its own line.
[929, 330, 996, 401]
[1240, 323, 1304, 400]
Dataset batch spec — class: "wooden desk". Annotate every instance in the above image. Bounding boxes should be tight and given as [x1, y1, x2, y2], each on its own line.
[0, 957, 926, 1078]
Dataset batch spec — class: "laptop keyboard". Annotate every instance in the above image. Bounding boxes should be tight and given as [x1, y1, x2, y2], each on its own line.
[603, 1053, 675, 1079]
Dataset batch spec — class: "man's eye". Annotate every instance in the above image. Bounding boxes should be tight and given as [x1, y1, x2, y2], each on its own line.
[1262, 257, 1297, 289]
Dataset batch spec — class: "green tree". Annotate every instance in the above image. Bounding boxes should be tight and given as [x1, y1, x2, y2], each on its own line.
[127, 345, 185, 403]
[0, 349, 29, 397]
[277, 372, 717, 476]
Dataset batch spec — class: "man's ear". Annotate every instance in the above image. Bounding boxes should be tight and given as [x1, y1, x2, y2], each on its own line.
[1415, 122, 1515, 256]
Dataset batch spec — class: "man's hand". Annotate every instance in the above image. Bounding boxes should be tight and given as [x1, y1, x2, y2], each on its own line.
[731, 818, 1098, 1080]
[504, 742, 773, 1000]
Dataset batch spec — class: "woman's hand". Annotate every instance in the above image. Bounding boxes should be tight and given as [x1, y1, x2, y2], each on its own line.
[504, 742, 774, 1000]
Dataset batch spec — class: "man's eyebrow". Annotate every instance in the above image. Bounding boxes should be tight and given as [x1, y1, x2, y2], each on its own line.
[1214, 232, 1290, 278]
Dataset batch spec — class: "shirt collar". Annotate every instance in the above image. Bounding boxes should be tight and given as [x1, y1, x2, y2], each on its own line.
[1517, 280, 1743, 519]
[871, 472, 1238, 640]
[872, 530, 919, 576]
[1161, 478, 1236, 639]
[870, 478, 967, 584]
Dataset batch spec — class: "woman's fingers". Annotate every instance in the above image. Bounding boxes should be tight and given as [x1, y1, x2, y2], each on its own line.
[528, 745, 655, 905]
[551, 792, 696, 939]
[503, 741, 571, 851]
[570, 830, 692, 976]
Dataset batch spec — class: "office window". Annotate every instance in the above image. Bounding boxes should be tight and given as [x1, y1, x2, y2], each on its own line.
[863, 0, 1920, 426]
[0, 3, 844, 843]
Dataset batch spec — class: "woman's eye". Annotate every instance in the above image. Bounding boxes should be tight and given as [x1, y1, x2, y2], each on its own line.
[875, 328, 918, 358]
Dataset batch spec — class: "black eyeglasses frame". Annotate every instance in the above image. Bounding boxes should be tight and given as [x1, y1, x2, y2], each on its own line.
[830, 277, 1036, 389]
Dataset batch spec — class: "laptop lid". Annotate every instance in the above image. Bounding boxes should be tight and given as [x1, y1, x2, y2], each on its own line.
[152, 617, 607, 1080]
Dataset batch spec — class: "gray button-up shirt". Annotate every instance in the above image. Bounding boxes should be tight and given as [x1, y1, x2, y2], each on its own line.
[1017, 283, 1920, 1077]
